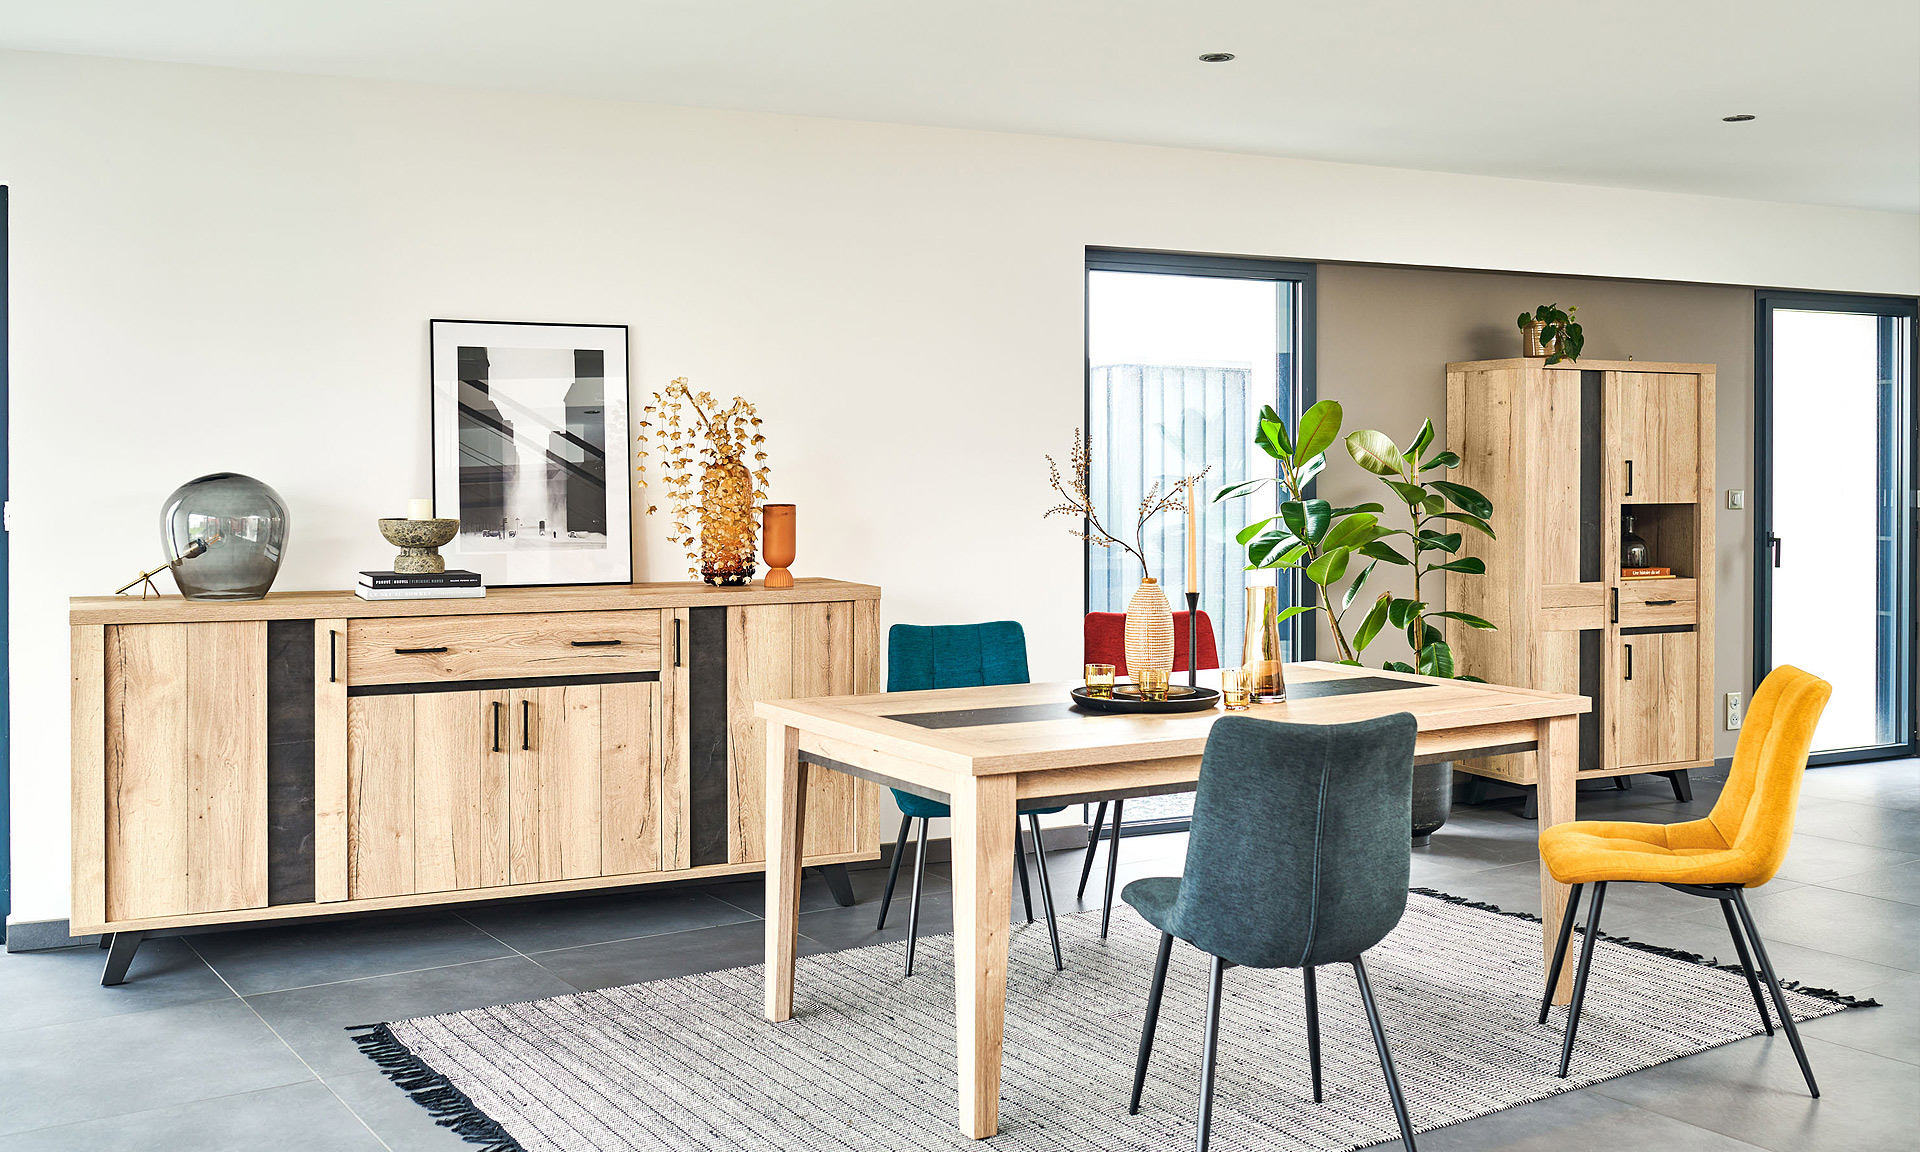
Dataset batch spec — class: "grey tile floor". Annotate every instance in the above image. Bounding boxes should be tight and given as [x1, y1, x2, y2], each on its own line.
[3, 760, 1915, 1150]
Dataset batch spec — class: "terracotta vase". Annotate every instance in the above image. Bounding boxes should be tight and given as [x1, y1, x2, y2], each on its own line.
[1124, 577, 1175, 683]
[762, 503, 795, 589]
[699, 457, 757, 586]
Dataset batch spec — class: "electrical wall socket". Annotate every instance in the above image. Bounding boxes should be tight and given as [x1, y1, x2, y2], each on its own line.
[1727, 489, 1746, 510]
[1726, 691, 1743, 730]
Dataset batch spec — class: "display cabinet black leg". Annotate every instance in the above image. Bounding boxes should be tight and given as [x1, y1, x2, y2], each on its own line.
[876, 814, 913, 929]
[98, 934, 111, 950]
[1077, 801, 1109, 899]
[1462, 776, 1489, 806]
[1614, 775, 1631, 791]
[1556, 881, 1608, 1077]
[1667, 769, 1693, 802]
[101, 931, 146, 986]
[816, 863, 856, 908]
[1732, 888, 1819, 1098]
[1130, 931, 1175, 1115]
[1521, 786, 1538, 821]
[1100, 799, 1126, 939]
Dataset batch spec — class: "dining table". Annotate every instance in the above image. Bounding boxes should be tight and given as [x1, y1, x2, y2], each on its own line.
[757, 660, 1590, 1139]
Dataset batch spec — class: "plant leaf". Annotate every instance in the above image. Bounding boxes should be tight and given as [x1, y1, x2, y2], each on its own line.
[1295, 454, 1327, 490]
[1426, 556, 1486, 574]
[1235, 516, 1277, 545]
[1274, 604, 1316, 624]
[1417, 641, 1455, 679]
[1345, 429, 1403, 476]
[1341, 560, 1378, 612]
[1353, 594, 1391, 653]
[1321, 512, 1380, 552]
[1429, 609, 1498, 629]
[1383, 660, 1416, 674]
[1517, 312, 1533, 328]
[1329, 502, 1386, 516]
[1280, 499, 1333, 543]
[1431, 511, 1496, 537]
[1408, 418, 1435, 460]
[1385, 479, 1429, 505]
[1385, 598, 1425, 629]
[1214, 477, 1276, 502]
[1359, 540, 1413, 566]
[1416, 530, 1463, 554]
[1255, 416, 1291, 459]
[1305, 546, 1350, 587]
[1421, 494, 1445, 515]
[1246, 531, 1299, 567]
[1430, 480, 1493, 519]
[1294, 400, 1343, 462]
[1419, 450, 1461, 471]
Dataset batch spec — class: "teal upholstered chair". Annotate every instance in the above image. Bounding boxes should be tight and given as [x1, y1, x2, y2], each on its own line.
[873, 621, 1069, 973]
[1124, 714, 1422, 1152]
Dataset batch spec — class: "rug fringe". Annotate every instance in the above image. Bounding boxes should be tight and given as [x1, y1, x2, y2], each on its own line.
[1412, 887, 1880, 1009]
[349, 1023, 527, 1151]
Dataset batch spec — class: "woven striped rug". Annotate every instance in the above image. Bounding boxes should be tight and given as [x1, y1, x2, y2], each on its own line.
[355, 890, 1868, 1152]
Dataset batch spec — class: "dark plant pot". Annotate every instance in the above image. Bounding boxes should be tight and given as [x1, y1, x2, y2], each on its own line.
[1411, 760, 1454, 847]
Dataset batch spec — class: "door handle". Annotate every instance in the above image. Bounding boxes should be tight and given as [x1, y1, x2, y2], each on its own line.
[1645, 599, 1677, 606]
[1624, 643, 1634, 680]
[522, 699, 531, 751]
[673, 617, 682, 667]
[394, 646, 449, 655]
[1768, 535, 1782, 568]
[492, 701, 502, 753]
[328, 629, 338, 683]
[1625, 459, 1634, 496]
[570, 639, 623, 647]
[1611, 587, 1619, 623]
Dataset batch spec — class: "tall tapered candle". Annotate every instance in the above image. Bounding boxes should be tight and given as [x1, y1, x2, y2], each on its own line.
[1186, 478, 1198, 593]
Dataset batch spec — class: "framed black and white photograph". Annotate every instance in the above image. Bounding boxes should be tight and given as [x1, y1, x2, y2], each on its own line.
[430, 320, 632, 586]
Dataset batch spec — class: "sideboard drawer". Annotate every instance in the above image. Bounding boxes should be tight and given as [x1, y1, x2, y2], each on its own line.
[1617, 579, 1696, 627]
[346, 611, 661, 685]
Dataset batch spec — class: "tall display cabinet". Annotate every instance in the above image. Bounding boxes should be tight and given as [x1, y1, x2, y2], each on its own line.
[1445, 359, 1715, 810]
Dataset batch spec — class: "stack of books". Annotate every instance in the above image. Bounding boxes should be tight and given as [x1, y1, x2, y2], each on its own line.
[356, 570, 486, 600]
[1621, 566, 1675, 580]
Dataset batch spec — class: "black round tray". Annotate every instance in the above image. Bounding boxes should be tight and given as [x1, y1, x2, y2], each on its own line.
[1071, 684, 1220, 714]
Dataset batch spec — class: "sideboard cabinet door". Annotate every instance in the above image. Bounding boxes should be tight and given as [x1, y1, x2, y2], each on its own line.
[1613, 630, 1700, 769]
[1607, 371, 1701, 504]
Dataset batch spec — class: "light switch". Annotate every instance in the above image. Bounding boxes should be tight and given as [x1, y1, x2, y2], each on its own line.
[1727, 489, 1745, 510]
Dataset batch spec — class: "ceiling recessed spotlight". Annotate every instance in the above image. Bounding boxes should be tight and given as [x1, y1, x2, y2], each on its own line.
[1722, 113, 1756, 122]
[1198, 52, 1235, 63]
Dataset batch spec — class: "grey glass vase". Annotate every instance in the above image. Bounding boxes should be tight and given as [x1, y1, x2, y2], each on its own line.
[161, 473, 290, 600]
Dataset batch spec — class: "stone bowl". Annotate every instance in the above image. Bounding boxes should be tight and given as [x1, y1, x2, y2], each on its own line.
[378, 517, 460, 573]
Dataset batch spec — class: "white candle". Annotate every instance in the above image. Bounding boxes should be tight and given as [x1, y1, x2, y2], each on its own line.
[408, 497, 434, 521]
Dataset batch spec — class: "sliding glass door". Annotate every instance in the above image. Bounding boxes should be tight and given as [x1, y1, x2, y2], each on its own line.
[1756, 292, 1918, 762]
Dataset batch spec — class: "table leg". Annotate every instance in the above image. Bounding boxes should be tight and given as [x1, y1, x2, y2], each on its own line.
[763, 724, 807, 1022]
[1536, 714, 1579, 1005]
[951, 773, 1017, 1139]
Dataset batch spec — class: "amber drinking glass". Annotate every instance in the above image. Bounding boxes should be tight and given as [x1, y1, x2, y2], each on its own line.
[1084, 663, 1116, 698]
[1136, 666, 1170, 702]
[1220, 668, 1253, 710]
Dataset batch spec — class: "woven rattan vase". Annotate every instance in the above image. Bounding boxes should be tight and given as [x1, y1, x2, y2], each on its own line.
[1124, 577, 1175, 681]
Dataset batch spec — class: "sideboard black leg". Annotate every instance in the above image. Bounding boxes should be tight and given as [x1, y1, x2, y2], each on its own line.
[1666, 770, 1694, 803]
[815, 864, 857, 908]
[101, 931, 146, 986]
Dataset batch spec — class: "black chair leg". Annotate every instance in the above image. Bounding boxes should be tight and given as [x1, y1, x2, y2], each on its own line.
[1196, 954, 1228, 1152]
[1130, 930, 1175, 1115]
[1556, 881, 1608, 1077]
[1077, 801, 1109, 899]
[1100, 799, 1126, 939]
[1539, 883, 1585, 1023]
[903, 818, 930, 977]
[1027, 813, 1065, 971]
[1667, 769, 1694, 802]
[1719, 898, 1774, 1035]
[876, 814, 913, 930]
[1351, 956, 1417, 1151]
[1014, 827, 1035, 924]
[1731, 888, 1820, 1098]
[1304, 965, 1323, 1103]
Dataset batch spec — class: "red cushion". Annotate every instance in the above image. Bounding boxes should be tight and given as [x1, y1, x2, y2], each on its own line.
[1084, 610, 1220, 676]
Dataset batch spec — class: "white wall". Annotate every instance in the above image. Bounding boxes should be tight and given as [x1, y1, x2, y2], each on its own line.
[4, 49, 1916, 925]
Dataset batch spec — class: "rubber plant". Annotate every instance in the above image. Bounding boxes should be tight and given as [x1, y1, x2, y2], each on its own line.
[1519, 303, 1585, 366]
[1213, 400, 1392, 664]
[1342, 419, 1497, 678]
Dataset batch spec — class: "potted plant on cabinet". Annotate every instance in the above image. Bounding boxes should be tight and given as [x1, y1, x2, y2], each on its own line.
[1519, 303, 1585, 365]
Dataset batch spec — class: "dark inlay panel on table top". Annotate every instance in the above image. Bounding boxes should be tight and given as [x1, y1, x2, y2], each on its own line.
[884, 675, 1430, 729]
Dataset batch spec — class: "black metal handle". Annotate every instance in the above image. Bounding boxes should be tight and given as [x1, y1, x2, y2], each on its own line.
[673, 617, 682, 667]
[1611, 587, 1619, 623]
[492, 701, 502, 753]
[395, 646, 449, 655]
[1769, 535, 1782, 568]
[329, 630, 338, 683]
[1646, 599, 1677, 606]
[1624, 643, 1634, 680]
[521, 700, 531, 751]
[1625, 459, 1634, 496]
[570, 639, 623, 647]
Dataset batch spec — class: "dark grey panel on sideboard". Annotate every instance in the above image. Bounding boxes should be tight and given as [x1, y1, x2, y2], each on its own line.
[688, 606, 731, 868]
[266, 619, 316, 905]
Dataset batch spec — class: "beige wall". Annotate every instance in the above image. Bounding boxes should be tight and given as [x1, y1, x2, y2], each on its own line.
[1314, 264, 1754, 757]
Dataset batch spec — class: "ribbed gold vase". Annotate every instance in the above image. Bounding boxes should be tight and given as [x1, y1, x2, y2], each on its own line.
[1124, 577, 1175, 682]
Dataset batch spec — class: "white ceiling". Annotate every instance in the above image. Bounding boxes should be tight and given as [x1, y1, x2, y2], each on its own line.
[4, 0, 1917, 213]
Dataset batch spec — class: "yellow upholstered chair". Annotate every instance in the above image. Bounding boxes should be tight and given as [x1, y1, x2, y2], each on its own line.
[1537, 665, 1832, 1095]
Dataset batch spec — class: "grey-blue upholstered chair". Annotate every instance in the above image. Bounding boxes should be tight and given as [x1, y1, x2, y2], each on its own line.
[1123, 713, 1421, 1152]
[872, 621, 1069, 973]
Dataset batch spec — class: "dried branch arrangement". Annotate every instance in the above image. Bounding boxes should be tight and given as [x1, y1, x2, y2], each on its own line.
[1045, 428, 1208, 582]
[636, 378, 770, 583]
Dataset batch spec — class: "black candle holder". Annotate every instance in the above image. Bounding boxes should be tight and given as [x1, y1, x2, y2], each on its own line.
[1185, 590, 1200, 688]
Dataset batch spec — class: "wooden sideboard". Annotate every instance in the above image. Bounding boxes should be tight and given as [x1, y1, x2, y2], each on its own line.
[1445, 358, 1715, 808]
[70, 578, 881, 979]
